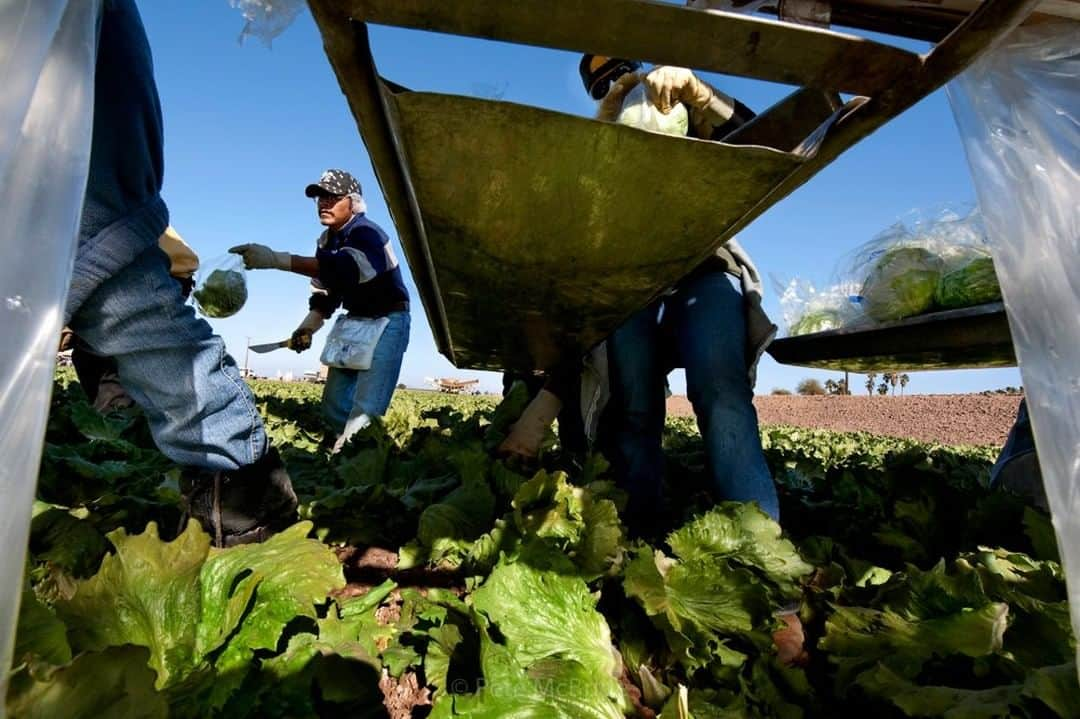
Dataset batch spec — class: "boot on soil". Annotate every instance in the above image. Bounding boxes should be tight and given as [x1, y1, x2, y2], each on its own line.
[181, 447, 298, 547]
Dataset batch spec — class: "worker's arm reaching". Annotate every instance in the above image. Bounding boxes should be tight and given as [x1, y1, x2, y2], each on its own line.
[228, 243, 320, 278]
[497, 387, 564, 459]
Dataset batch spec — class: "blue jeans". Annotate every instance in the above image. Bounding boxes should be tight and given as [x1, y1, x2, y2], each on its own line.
[68, 0, 167, 325]
[603, 269, 779, 522]
[67, 0, 266, 471]
[322, 311, 411, 434]
[69, 247, 267, 470]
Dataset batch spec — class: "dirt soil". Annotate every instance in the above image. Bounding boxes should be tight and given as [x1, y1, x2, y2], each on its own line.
[666, 394, 1023, 447]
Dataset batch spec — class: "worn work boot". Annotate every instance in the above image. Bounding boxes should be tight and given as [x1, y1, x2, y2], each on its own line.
[181, 447, 298, 547]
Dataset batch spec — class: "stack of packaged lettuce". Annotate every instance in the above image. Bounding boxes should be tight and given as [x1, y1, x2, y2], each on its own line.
[781, 208, 1003, 336]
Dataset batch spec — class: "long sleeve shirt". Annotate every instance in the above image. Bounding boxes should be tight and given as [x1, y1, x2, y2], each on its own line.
[308, 213, 409, 319]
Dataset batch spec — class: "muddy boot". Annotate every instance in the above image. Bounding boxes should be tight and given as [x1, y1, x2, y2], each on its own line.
[181, 447, 298, 547]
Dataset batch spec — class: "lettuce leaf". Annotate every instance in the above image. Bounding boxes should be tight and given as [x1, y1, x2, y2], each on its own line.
[5, 646, 168, 719]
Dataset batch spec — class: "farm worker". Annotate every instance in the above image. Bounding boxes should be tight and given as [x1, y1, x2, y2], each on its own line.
[63, 0, 298, 547]
[62, 226, 199, 412]
[502, 56, 779, 532]
[230, 170, 411, 453]
[991, 399, 1047, 510]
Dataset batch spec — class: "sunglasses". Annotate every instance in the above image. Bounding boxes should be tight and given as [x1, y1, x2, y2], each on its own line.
[314, 193, 347, 207]
[588, 60, 640, 100]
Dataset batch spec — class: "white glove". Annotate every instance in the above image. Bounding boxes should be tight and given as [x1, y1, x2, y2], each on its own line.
[497, 389, 563, 459]
[228, 243, 291, 271]
[643, 66, 743, 137]
[642, 66, 715, 114]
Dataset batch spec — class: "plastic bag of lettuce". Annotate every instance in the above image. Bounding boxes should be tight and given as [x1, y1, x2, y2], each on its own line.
[192, 254, 248, 318]
[777, 278, 863, 336]
[617, 84, 690, 137]
[778, 208, 1004, 333]
[850, 208, 1002, 323]
[936, 253, 1002, 309]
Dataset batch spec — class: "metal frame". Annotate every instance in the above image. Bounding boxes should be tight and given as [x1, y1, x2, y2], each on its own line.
[766, 302, 1016, 371]
[765, 1, 1080, 42]
[308, 0, 1039, 370]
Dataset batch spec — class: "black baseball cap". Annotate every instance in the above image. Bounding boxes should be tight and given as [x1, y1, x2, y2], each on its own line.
[304, 169, 361, 198]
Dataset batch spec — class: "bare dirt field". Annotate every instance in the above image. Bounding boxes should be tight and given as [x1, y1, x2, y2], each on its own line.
[666, 394, 1023, 447]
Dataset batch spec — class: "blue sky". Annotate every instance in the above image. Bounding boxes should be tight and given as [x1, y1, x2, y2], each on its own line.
[138, 2, 1022, 395]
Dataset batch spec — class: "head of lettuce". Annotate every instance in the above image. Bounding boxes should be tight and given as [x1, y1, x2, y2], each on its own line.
[860, 246, 943, 322]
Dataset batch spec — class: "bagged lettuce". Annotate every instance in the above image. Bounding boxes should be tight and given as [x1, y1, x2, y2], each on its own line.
[617, 84, 689, 137]
[860, 246, 944, 322]
[777, 278, 863, 336]
[936, 255, 1002, 309]
[192, 255, 248, 318]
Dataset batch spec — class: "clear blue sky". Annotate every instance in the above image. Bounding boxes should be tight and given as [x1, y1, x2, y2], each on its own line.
[138, 1, 1022, 395]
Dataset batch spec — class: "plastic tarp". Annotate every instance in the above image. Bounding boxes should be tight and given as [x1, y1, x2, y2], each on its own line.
[947, 21, 1080, 671]
[0, 0, 101, 696]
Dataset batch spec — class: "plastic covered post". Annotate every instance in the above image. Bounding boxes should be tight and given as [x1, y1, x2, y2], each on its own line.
[947, 21, 1080, 674]
[0, 0, 102, 692]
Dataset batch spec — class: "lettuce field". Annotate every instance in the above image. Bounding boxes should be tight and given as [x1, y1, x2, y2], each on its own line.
[8, 374, 1077, 718]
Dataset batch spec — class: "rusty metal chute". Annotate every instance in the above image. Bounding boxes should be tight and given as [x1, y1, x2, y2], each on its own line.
[307, 0, 1040, 372]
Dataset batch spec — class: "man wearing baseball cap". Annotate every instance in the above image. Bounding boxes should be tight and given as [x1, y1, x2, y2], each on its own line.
[231, 170, 410, 451]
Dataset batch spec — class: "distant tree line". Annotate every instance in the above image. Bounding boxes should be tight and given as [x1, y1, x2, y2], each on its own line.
[770, 372, 913, 396]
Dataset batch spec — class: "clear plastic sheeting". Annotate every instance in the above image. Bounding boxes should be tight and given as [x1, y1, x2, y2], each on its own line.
[229, 0, 306, 45]
[947, 22, 1080, 671]
[776, 278, 862, 336]
[0, 0, 102, 695]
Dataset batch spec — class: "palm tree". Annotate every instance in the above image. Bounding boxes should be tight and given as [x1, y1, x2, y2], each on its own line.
[865, 373, 877, 396]
[881, 371, 895, 396]
[899, 373, 910, 396]
[889, 372, 899, 396]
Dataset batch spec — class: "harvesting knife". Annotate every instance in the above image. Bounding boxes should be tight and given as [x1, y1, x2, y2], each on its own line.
[249, 339, 293, 353]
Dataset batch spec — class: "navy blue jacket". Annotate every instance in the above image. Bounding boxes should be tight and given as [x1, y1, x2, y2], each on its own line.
[308, 213, 409, 318]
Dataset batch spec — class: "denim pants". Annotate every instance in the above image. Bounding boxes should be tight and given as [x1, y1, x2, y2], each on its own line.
[68, 0, 167, 325]
[69, 247, 267, 470]
[66, 0, 266, 471]
[603, 269, 779, 522]
[322, 311, 411, 436]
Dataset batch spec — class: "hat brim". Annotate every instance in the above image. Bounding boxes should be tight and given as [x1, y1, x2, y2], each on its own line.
[305, 183, 333, 198]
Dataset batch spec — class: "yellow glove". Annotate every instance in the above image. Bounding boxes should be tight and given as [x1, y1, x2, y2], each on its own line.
[497, 389, 563, 459]
[158, 226, 199, 279]
[596, 71, 643, 122]
[290, 311, 325, 353]
[228, 243, 291, 271]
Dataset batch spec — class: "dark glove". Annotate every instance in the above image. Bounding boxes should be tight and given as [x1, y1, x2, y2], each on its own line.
[290, 328, 313, 353]
[289, 310, 325, 353]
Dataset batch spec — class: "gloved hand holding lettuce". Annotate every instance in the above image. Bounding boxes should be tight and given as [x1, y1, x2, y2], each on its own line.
[596, 63, 743, 139]
[642, 65, 747, 138]
[496, 388, 563, 460]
